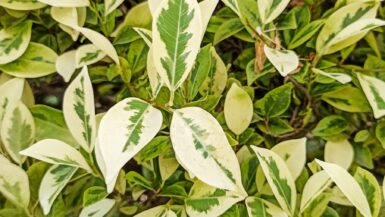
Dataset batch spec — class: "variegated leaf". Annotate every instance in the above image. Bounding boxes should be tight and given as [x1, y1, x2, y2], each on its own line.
[105, 0, 124, 16]
[245, 197, 288, 217]
[358, 74, 385, 119]
[264, 45, 299, 77]
[251, 146, 296, 215]
[315, 159, 371, 217]
[75, 44, 106, 68]
[148, 0, 161, 16]
[63, 66, 96, 152]
[185, 180, 243, 217]
[199, 0, 219, 38]
[56, 50, 76, 82]
[300, 171, 332, 213]
[147, 46, 163, 98]
[79, 198, 115, 217]
[224, 83, 253, 135]
[302, 193, 332, 217]
[133, 27, 152, 46]
[312, 68, 352, 84]
[258, 0, 290, 24]
[0, 21, 32, 64]
[0, 78, 24, 123]
[271, 138, 307, 180]
[354, 167, 381, 217]
[0, 0, 46, 10]
[152, 0, 203, 91]
[316, 2, 379, 55]
[20, 139, 92, 172]
[288, 20, 325, 49]
[50, 7, 78, 27]
[324, 139, 354, 169]
[171, 107, 246, 195]
[37, 0, 89, 7]
[39, 165, 77, 215]
[0, 42, 58, 78]
[98, 98, 163, 193]
[222, 0, 240, 16]
[1, 101, 35, 165]
[135, 206, 177, 217]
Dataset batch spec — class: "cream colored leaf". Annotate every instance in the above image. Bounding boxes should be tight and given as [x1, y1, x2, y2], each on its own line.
[147, 46, 163, 98]
[56, 50, 76, 82]
[258, 0, 290, 24]
[264, 45, 299, 77]
[148, 0, 161, 16]
[79, 198, 115, 217]
[51, 7, 78, 27]
[324, 139, 354, 169]
[312, 68, 352, 84]
[0, 78, 24, 123]
[75, 44, 106, 68]
[358, 74, 385, 119]
[38, 0, 89, 7]
[105, 0, 124, 16]
[135, 206, 177, 217]
[133, 27, 153, 47]
[300, 171, 332, 213]
[222, 0, 240, 16]
[245, 197, 288, 217]
[199, 0, 219, 38]
[0, 0, 46, 10]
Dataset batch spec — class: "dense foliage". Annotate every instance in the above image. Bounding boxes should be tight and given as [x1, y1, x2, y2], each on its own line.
[1, 0, 385, 216]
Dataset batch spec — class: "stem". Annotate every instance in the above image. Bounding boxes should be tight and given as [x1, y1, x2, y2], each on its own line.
[168, 91, 175, 107]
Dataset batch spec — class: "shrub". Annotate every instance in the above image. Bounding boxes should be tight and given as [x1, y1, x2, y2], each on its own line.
[0, 0, 385, 216]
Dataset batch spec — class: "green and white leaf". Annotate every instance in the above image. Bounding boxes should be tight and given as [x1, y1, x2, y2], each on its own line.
[105, 0, 124, 16]
[37, 0, 89, 7]
[224, 83, 253, 135]
[358, 74, 385, 119]
[324, 139, 354, 169]
[97, 98, 163, 193]
[288, 20, 325, 49]
[258, 0, 290, 24]
[39, 165, 77, 215]
[20, 139, 92, 172]
[51, 7, 86, 41]
[0, 42, 58, 78]
[222, 0, 240, 16]
[0, 0, 46, 10]
[152, 0, 202, 91]
[271, 137, 307, 180]
[56, 50, 76, 82]
[185, 180, 243, 217]
[147, 46, 163, 97]
[135, 206, 177, 217]
[133, 28, 153, 47]
[0, 21, 32, 64]
[316, 2, 379, 55]
[171, 107, 246, 195]
[251, 146, 296, 215]
[79, 198, 115, 217]
[1, 101, 35, 165]
[354, 167, 381, 217]
[199, 0, 219, 38]
[63, 66, 96, 152]
[264, 45, 299, 77]
[315, 159, 371, 217]
[0, 78, 24, 124]
[312, 68, 352, 84]
[300, 171, 332, 213]
[245, 197, 288, 217]
[75, 44, 106, 68]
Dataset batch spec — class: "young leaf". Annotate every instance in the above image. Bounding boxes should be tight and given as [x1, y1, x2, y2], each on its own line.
[135, 206, 177, 217]
[245, 197, 288, 217]
[224, 83, 253, 135]
[0, 160, 30, 208]
[324, 139, 354, 169]
[185, 180, 243, 217]
[63, 66, 96, 152]
[354, 167, 381, 217]
[300, 171, 332, 213]
[1, 101, 35, 165]
[79, 198, 115, 217]
[213, 18, 244, 45]
[133, 27, 152, 46]
[312, 68, 352, 84]
[152, 0, 203, 91]
[105, 0, 124, 16]
[75, 44, 106, 68]
[251, 146, 297, 215]
[56, 50, 76, 82]
[271, 138, 307, 180]
[258, 0, 290, 24]
[0, 0, 46, 10]
[20, 139, 92, 172]
[97, 98, 162, 193]
[264, 45, 299, 77]
[222, 0, 240, 16]
[357, 74, 385, 119]
[39, 165, 77, 215]
[315, 159, 371, 217]
[312, 115, 348, 137]
[37, 0, 89, 7]
[0, 21, 32, 64]
[171, 107, 246, 195]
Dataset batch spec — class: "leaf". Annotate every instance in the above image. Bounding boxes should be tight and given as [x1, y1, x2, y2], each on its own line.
[39, 165, 77, 215]
[75, 44, 106, 68]
[185, 180, 243, 217]
[300, 171, 332, 213]
[316, 2, 379, 55]
[303, 193, 332, 217]
[20, 139, 92, 172]
[0, 161, 30, 208]
[79, 198, 115, 217]
[147, 46, 163, 97]
[133, 27, 152, 46]
[376, 121, 385, 148]
[135, 206, 177, 217]
[0, 42, 58, 78]
[0, 21, 32, 64]
[315, 159, 371, 217]
[258, 0, 290, 24]
[324, 139, 354, 169]
[245, 197, 288, 217]
[288, 20, 325, 49]
[357, 74, 385, 119]
[0, 78, 24, 123]
[63, 66, 96, 152]
[37, 0, 89, 7]
[271, 138, 307, 180]
[354, 167, 381, 217]
[152, 0, 202, 91]
[105, 0, 124, 16]
[171, 107, 246, 195]
[222, 0, 240, 16]
[199, 0, 219, 38]
[83, 186, 108, 206]
[159, 151, 180, 181]
[312, 68, 352, 84]
[97, 97, 162, 193]
[312, 115, 348, 137]
[251, 146, 297, 215]
[1, 101, 35, 165]
[0, 0, 46, 10]
[56, 50, 76, 82]
[213, 18, 244, 45]
[264, 45, 299, 77]
[224, 83, 253, 135]
[255, 83, 293, 118]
